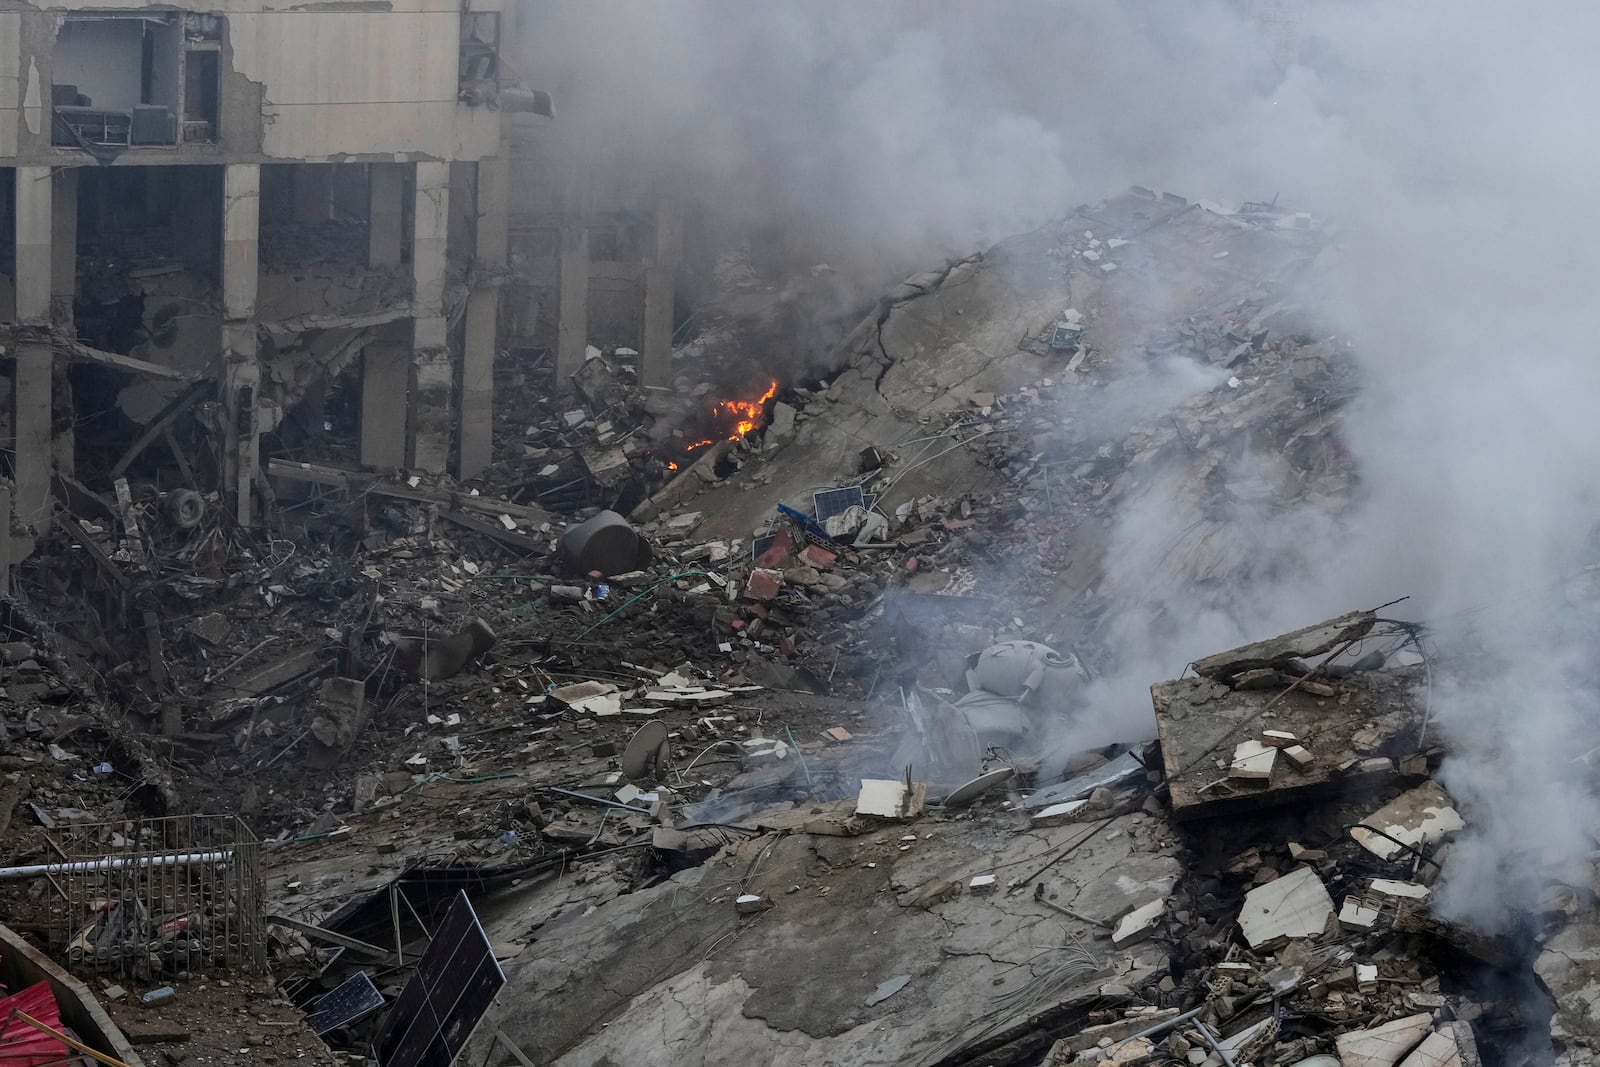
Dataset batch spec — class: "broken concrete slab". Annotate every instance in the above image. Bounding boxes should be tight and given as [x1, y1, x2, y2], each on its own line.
[1397, 1030, 1463, 1067]
[1335, 1013, 1432, 1067]
[1111, 899, 1165, 945]
[1191, 610, 1376, 680]
[1238, 866, 1334, 948]
[856, 778, 925, 820]
[1350, 781, 1464, 861]
[1153, 629, 1424, 820]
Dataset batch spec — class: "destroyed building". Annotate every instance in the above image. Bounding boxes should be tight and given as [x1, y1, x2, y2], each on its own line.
[0, 3, 1594, 1064]
[0, 0, 551, 548]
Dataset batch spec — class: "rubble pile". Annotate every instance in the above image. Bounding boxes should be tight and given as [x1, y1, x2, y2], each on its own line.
[3, 189, 1594, 1067]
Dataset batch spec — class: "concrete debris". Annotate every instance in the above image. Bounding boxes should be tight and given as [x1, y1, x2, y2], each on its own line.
[1238, 866, 1335, 947]
[1351, 781, 1465, 861]
[0, 179, 1563, 1067]
[1336, 1014, 1433, 1067]
[1111, 899, 1165, 945]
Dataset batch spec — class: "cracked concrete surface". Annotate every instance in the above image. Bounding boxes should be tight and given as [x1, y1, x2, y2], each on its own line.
[686, 190, 1325, 541]
[478, 810, 1177, 1065]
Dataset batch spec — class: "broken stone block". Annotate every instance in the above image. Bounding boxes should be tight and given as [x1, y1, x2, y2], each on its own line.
[307, 677, 368, 766]
[1283, 744, 1314, 767]
[1112, 899, 1165, 945]
[967, 874, 997, 895]
[1350, 780, 1464, 861]
[1238, 866, 1334, 948]
[735, 894, 773, 915]
[1230, 740, 1277, 780]
[1261, 729, 1297, 748]
[856, 778, 924, 819]
[745, 569, 783, 602]
[768, 401, 798, 438]
[1335, 1013, 1432, 1067]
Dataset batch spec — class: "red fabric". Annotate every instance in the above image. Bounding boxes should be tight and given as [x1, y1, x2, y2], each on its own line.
[0, 982, 67, 1067]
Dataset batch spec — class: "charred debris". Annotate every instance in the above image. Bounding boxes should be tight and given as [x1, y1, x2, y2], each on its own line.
[0, 191, 1589, 1067]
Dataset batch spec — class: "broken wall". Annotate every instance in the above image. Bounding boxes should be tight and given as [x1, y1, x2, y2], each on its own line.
[0, 0, 504, 166]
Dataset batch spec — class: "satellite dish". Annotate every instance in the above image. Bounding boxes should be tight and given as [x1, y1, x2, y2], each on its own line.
[622, 720, 670, 782]
[941, 766, 1015, 809]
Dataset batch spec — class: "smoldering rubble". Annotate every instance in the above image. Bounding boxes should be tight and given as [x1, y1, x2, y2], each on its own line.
[3, 181, 1600, 1067]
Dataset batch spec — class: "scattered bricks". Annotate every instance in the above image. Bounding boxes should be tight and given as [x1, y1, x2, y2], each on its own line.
[800, 544, 837, 569]
[1261, 730, 1298, 748]
[1284, 745, 1314, 768]
[745, 569, 783, 601]
[1300, 679, 1338, 697]
[1288, 843, 1328, 863]
[1340, 897, 1382, 931]
[590, 741, 619, 758]
[1355, 963, 1379, 992]
[968, 874, 998, 895]
[822, 727, 853, 743]
[1357, 757, 1394, 775]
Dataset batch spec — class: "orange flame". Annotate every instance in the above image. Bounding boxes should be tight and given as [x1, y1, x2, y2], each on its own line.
[712, 380, 780, 440]
[680, 380, 781, 453]
[667, 461, 680, 471]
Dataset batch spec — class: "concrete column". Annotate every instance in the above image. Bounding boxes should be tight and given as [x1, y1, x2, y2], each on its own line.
[360, 323, 410, 468]
[358, 163, 409, 469]
[367, 163, 405, 267]
[293, 163, 332, 222]
[221, 163, 260, 525]
[556, 224, 589, 393]
[15, 167, 51, 326]
[640, 198, 680, 390]
[410, 161, 451, 472]
[13, 166, 53, 536]
[457, 155, 508, 478]
[50, 168, 77, 326]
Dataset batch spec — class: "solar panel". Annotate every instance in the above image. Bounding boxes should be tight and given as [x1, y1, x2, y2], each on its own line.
[371, 892, 506, 1067]
[812, 486, 866, 524]
[307, 971, 385, 1035]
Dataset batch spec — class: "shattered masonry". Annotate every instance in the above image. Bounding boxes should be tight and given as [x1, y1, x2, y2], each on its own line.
[0, 16, 1592, 1066]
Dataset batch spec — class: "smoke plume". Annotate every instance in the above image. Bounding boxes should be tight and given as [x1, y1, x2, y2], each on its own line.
[518, 0, 1600, 925]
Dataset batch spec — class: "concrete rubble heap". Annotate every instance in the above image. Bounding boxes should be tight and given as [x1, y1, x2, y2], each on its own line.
[0, 186, 1593, 1067]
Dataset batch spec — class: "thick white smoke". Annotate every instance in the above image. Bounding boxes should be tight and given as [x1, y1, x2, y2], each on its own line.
[518, 0, 1600, 924]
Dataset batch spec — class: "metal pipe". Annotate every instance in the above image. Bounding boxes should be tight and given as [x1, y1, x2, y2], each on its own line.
[1193, 1020, 1239, 1067]
[0, 849, 231, 882]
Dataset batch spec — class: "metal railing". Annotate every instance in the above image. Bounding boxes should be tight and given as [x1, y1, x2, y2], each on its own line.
[45, 814, 265, 978]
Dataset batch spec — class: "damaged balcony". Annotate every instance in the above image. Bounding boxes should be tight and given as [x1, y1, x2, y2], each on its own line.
[50, 13, 222, 155]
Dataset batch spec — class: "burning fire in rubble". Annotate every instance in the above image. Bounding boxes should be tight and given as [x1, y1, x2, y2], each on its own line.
[670, 380, 780, 470]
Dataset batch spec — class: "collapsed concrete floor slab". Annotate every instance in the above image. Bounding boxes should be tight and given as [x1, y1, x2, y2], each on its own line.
[1151, 610, 1432, 820]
